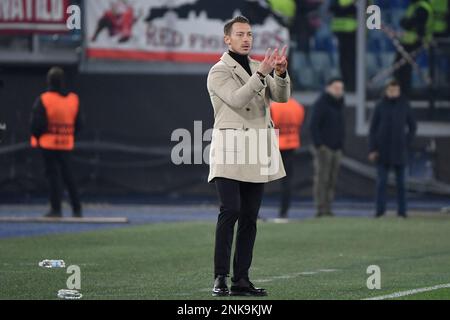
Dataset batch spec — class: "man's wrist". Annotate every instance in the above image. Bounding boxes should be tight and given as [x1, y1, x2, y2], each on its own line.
[256, 71, 266, 79]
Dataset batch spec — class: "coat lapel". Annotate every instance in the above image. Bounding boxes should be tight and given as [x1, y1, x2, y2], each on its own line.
[221, 52, 252, 83]
[249, 58, 260, 75]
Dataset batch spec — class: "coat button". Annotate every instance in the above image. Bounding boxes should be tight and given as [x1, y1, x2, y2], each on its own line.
[246, 108, 250, 111]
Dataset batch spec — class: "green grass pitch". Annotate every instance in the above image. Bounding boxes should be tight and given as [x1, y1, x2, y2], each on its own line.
[1, 216, 449, 300]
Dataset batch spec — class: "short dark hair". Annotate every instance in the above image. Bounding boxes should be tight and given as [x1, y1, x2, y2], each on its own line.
[224, 16, 250, 35]
[47, 66, 65, 89]
[326, 77, 344, 86]
[385, 79, 400, 88]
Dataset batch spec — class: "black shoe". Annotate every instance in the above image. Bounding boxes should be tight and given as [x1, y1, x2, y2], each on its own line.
[398, 213, 408, 219]
[212, 275, 229, 297]
[230, 278, 267, 297]
[375, 212, 384, 218]
[44, 211, 62, 218]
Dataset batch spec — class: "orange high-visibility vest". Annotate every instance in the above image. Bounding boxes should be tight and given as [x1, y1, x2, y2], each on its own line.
[270, 98, 305, 151]
[31, 91, 79, 151]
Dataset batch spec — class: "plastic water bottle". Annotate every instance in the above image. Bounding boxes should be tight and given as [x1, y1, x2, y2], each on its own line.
[38, 259, 66, 268]
[57, 289, 82, 300]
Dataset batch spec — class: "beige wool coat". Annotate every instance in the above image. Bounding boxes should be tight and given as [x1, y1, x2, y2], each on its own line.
[206, 52, 291, 183]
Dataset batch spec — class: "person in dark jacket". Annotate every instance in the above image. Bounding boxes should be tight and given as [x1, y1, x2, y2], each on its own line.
[368, 80, 417, 218]
[310, 78, 346, 217]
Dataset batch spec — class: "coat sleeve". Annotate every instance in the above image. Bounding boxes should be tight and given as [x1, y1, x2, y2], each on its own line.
[207, 64, 266, 109]
[30, 96, 47, 138]
[266, 72, 291, 103]
[309, 99, 324, 147]
[405, 102, 417, 148]
[368, 103, 381, 152]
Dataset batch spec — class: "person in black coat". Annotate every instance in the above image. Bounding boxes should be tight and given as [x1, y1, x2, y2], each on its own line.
[310, 77, 346, 217]
[368, 80, 417, 218]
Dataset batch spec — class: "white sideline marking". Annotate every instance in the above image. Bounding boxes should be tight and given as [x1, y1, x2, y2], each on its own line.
[272, 275, 296, 279]
[317, 269, 339, 272]
[252, 269, 338, 283]
[364, 283, 450, 300]
[253, 279, 273, 283]
[0, 216, 129, 223]
[293, 272, 318, 276]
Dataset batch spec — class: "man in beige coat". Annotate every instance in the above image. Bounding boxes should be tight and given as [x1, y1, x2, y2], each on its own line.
[207, 16, 290, 297]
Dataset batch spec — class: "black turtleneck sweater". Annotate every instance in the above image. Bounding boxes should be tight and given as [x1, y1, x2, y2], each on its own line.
[228, 50, 252, 76]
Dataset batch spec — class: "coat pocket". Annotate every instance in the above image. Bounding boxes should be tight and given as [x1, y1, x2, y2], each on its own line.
[215, 121, 245, 130]
[213, 122, 245, 153]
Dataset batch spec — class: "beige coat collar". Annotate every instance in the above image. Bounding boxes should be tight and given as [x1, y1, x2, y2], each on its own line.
[220, 52, 259, 83]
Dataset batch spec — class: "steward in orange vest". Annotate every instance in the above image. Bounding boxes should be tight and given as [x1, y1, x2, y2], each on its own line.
[30, 67, 82, 218]
[270, 97, 305, 151]
[30, 91, 79, 150]
[270, 97, 305, 218]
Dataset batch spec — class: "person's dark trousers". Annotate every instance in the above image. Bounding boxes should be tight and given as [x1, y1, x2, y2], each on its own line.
[313, 146, 342, 216]
[375, 164, 406, 217]
[214, 178, 264, 281]
[280, 149, 295, 218]
[42, 149, 81, 215]
[336, 32, 356, 92]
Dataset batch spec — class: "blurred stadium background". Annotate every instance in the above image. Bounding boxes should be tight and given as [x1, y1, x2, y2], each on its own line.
[0, 0, 449, 300]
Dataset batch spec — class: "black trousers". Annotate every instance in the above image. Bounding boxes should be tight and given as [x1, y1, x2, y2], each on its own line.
[42, 149, 81, 214]
[336, 32, 356, 91]
[280, 149, 295, 217]
[213, 178, 264, 281]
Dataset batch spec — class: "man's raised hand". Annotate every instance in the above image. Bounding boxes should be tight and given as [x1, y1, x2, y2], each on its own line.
[274, 45, 288, 76]
[257, 47, 278, 76]
[257, 46, 288, 77]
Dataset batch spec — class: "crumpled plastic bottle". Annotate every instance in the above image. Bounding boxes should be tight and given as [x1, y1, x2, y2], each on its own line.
[57, 289, 83, 300]
[38, 260, 66, 268]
